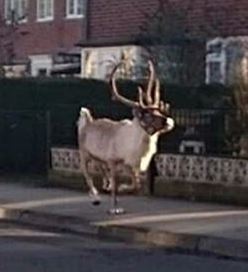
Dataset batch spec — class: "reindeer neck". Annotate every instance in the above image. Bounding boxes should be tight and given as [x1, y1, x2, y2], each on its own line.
[131, 117, 159, 172]
[132, 116, 146, 130]
[131, 117, 155, 137]
[132, 114, 160, 136]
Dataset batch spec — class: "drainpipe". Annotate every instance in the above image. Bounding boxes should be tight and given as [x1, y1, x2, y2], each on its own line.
[84, 0, 90, 41]
[148, 156, 156, 196]
[79, 0, 90, 77]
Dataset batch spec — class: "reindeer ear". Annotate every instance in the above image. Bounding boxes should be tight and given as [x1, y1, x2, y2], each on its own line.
[165, 103, 170, 112]
[166, 117, 175, 131]
[132, 107, 143, 118]
[132, 108, 137, 115]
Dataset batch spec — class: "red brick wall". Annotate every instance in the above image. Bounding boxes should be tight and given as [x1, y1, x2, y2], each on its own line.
[2, 0, 248, 63]
[88, 0, 157, 42]
[88, 0, 248, 43]
[0, 0, 85, 62]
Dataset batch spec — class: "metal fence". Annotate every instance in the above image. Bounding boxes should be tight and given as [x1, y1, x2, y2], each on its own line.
[49, 106, 230, 156]
[0, 107, 236, 175]
[159, 108, 228, 156]
[0, 110, 49, 174]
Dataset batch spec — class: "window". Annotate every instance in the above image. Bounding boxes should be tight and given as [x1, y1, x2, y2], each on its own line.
[82, 46, 139, 80]
[38, 68, 48, 76]
[37, 0, 53, 21]
[4, 0, 28, 23]
[66, 0, 84, 18]
[206, 38, 226, 84]
[29, 54, 52, 76]
[241, 56, 248, 83]
[84, 50, 98, 78]
[208, 62, 222, 83]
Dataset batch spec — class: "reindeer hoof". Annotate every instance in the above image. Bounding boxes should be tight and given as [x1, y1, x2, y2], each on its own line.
[92, 199, 101, 206]
[89, 191, 101, 205]
[102, 186, 112, 194]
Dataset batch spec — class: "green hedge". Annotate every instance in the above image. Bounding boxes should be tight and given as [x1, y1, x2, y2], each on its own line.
[0, 78, 231, 110]
[165, 83, 231, 109]
[0, 78, 139, 146]
[0, 78, 231, 146]
[0, 78, 135, 113]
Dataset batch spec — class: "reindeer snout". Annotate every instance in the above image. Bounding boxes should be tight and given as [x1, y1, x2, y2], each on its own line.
[166, 117, 175, 131]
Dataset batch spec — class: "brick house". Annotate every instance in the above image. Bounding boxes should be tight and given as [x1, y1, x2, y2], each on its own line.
[0, 0, 86, 76]
[1, 0, 248, 83]
[79, 0, 248, 85]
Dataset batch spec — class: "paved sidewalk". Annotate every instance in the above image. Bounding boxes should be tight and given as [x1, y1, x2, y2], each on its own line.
[0, 181, 248, 259]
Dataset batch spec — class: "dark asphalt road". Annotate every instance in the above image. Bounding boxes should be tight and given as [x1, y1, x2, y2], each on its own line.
[0, 222, 247, 272]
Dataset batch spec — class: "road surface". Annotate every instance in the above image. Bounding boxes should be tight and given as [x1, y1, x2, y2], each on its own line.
[0, 222, 247, 272]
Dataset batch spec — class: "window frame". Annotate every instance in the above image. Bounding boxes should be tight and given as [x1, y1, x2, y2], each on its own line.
[81, 46, 139, 80]
[206, 38, 226, 84]
[66, 0, 84, 19]
[37, 0, 54, 22]
[4, 0, 28, 24]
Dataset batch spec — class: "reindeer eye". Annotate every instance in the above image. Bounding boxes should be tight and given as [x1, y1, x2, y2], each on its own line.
[137, 111, 143, 118]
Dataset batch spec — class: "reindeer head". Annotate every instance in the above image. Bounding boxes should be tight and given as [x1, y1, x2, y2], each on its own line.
[110, 60, 175, 135]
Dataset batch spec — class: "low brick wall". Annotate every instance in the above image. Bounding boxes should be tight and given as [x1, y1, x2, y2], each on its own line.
[154, 154, 248, 205]
[51, 147, 141, 177]
[49, 147, 148, 193]
[155, 154, 248, 185]
[50, 147, 248, 204]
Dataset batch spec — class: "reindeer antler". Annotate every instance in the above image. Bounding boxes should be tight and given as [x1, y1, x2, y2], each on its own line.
[139, 60, 162, 110]
[110, 60, 165, 111]
[110, 62, 139, 107]
[145, 60, 155, 105]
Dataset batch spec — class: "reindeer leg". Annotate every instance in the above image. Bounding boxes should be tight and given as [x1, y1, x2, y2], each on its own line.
[118, 167, 141, 194]
[134, 169, 142, 192]
[108, 164, 125, 215]
[80, 154, 101, 205]
[111, 174, 117, 209]
[102, 176, 109, 192]
[100, 164, 111, 193]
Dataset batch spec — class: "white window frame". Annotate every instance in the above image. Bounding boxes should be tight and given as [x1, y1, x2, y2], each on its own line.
[29, 54, 52, 77]
[66, 0, 84, 19]
[37, 0, 54, 22]
[206, 38, 226, 84]
[82, 50, 98, 78]
[81, 46, 140, 80]
[241, 54, 248, 84]
[4, 0, 28, 24]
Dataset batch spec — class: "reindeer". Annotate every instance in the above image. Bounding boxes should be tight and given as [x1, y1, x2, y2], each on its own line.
[77, 60, 174, 213]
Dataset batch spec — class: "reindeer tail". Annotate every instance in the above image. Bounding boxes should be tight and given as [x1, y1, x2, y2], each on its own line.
[77, 107, 93, 132]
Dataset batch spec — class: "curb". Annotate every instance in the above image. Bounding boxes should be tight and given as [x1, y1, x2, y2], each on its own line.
[0, 207, 248, 260]
[97, 224, 248, 260]
[97, 225, 200, 250]
[0, 207, 98, 237]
